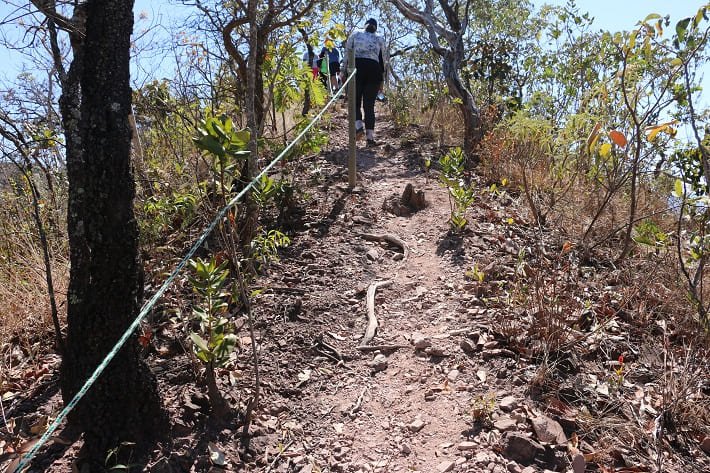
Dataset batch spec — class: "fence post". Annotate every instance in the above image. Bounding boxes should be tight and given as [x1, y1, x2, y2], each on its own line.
[348, 48, 357, 188]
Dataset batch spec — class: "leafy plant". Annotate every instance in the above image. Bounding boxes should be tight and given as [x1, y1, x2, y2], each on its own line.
[188, 257, 237, 414]
[465, 263, 485, 283]
[632, 219, 670, 249]
[250, 228, 291, 270]
[470, 393, 496, 423]
[193, 115, 251, 202]
[141, 190, 198, 242]
[438, 147, 474, 231]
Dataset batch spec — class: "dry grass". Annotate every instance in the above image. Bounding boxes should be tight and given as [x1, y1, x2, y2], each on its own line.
[0, 184, 68, 347]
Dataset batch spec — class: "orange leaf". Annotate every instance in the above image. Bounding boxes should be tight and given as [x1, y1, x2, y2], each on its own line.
[609, 130, 627, 147]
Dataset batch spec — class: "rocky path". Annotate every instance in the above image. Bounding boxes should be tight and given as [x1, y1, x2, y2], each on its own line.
[241, 110, 568, 473]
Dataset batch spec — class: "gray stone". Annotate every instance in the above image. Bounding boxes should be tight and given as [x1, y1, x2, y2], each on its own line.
[412, 334, 432, 350]
[408, 418, 426, 432]
[499, 396, 517, 412]
[460, 339, 477, 355]
[368, 354, 388, 372]
[366, 248, 379, 261]
[531, 416, 567, 444]
[493, 417, 517, 432]
[447, 369, 460, 382]
[436, 460, 455, 473]
[457, 441, 477, 451]
[503, 433, 545, 464]
[425, 346, 447, 357]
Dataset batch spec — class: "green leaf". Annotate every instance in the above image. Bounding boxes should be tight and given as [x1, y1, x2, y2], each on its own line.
[190, 332, 210, 353]
[195, 135, 225, 157]
[676, 17, 691, 42]
[670, 57, 683, 67]
[644, 13, 662, 22]
[694, 7, 705, 28]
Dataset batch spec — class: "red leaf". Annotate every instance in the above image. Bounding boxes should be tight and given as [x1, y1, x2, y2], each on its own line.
[609, 130, 627, 147]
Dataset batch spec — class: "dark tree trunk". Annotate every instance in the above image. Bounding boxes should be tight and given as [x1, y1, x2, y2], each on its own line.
[59, 0, 163, 467]
[442, 45, 482, 164]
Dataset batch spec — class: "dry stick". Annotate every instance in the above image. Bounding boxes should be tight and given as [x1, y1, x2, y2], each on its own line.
[360, 280, 392, 346]
[348, 387, 368, 417]
[356, 344, 409, 352]
[264, 439, 295, 473]
[359, 233, 409, 260]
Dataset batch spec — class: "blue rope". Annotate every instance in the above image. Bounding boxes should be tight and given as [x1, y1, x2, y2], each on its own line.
[14, 69, 356, 473]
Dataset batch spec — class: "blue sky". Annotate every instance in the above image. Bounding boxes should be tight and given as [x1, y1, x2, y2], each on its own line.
[533, 1, 706, 32]
[0, 1, 707, 92]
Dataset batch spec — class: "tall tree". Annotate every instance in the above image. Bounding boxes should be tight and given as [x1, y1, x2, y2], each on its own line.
[28, 0, 164, 467]
[390, 0, 483, 160]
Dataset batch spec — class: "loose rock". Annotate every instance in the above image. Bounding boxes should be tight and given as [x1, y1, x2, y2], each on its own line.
[408, 418, 426, 432]
[457, 441, 476, 451]
[531, 416, 567, 445]
[368, 354, 388, 372]
[499, 396, 517, 413]
[503, 433, 545, 464]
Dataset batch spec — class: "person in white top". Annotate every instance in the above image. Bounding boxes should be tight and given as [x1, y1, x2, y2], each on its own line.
[341, 18, 389, 146]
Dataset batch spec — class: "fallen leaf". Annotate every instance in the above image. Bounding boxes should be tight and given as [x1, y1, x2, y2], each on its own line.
[297, 369, 312, 383]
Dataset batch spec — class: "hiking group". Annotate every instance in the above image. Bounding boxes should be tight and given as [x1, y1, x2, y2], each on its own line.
[304, 18, 389, 147]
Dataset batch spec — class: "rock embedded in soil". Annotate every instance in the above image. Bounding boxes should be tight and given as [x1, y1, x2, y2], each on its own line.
[457, 441, 477, 451]
[368, 354, 388, 372]
[503, 433, 545, 464]
[412, 334, 431, 349]
[436, 460, 455, 472]
[460, 339, 477, 355]
[701, 436, 710, 454]
[494, 417, 517, 432]
[499, 396, 518, 412]
[408, 418, 426, 432]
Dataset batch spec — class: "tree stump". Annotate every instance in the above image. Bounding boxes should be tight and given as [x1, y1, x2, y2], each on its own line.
[401, 183, 427, 210]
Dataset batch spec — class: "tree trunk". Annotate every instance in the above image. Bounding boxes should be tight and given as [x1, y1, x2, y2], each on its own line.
[60, 0, 163, 466]
[442, 50, 482, 164]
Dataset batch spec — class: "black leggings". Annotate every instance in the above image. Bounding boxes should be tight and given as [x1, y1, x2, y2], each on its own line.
[355, 58, 382, 129]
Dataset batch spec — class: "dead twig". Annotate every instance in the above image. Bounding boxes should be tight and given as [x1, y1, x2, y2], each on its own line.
[356, 344, 409, 352]
[348, 387, 368, 417]
[264, 439, 296, 473]
[361, 280, 393, 346]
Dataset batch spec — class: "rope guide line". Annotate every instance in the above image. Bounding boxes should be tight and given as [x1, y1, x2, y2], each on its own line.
[14, 68, 357, 473]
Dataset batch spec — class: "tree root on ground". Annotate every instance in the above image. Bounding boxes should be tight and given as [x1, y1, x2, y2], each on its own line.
[361, 280, 393, 346]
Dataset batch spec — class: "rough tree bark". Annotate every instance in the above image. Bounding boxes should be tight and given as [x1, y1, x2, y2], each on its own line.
[390, 0, 483, 162]
[55, 0, 164, 467]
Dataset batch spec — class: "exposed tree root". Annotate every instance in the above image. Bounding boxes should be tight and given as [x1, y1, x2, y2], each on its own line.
[361, 280, 393, 346]
[359, 233, 409, 260]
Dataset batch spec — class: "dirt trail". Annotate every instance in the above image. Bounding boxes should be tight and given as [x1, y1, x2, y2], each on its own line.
[244, 109, 528, 473]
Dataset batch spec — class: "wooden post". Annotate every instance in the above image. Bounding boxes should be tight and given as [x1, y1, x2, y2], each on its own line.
[348, 48, 357, 188]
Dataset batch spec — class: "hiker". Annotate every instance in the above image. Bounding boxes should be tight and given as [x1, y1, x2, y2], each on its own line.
[319, 42, 341, 92]
[341, 18, 389, 146]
